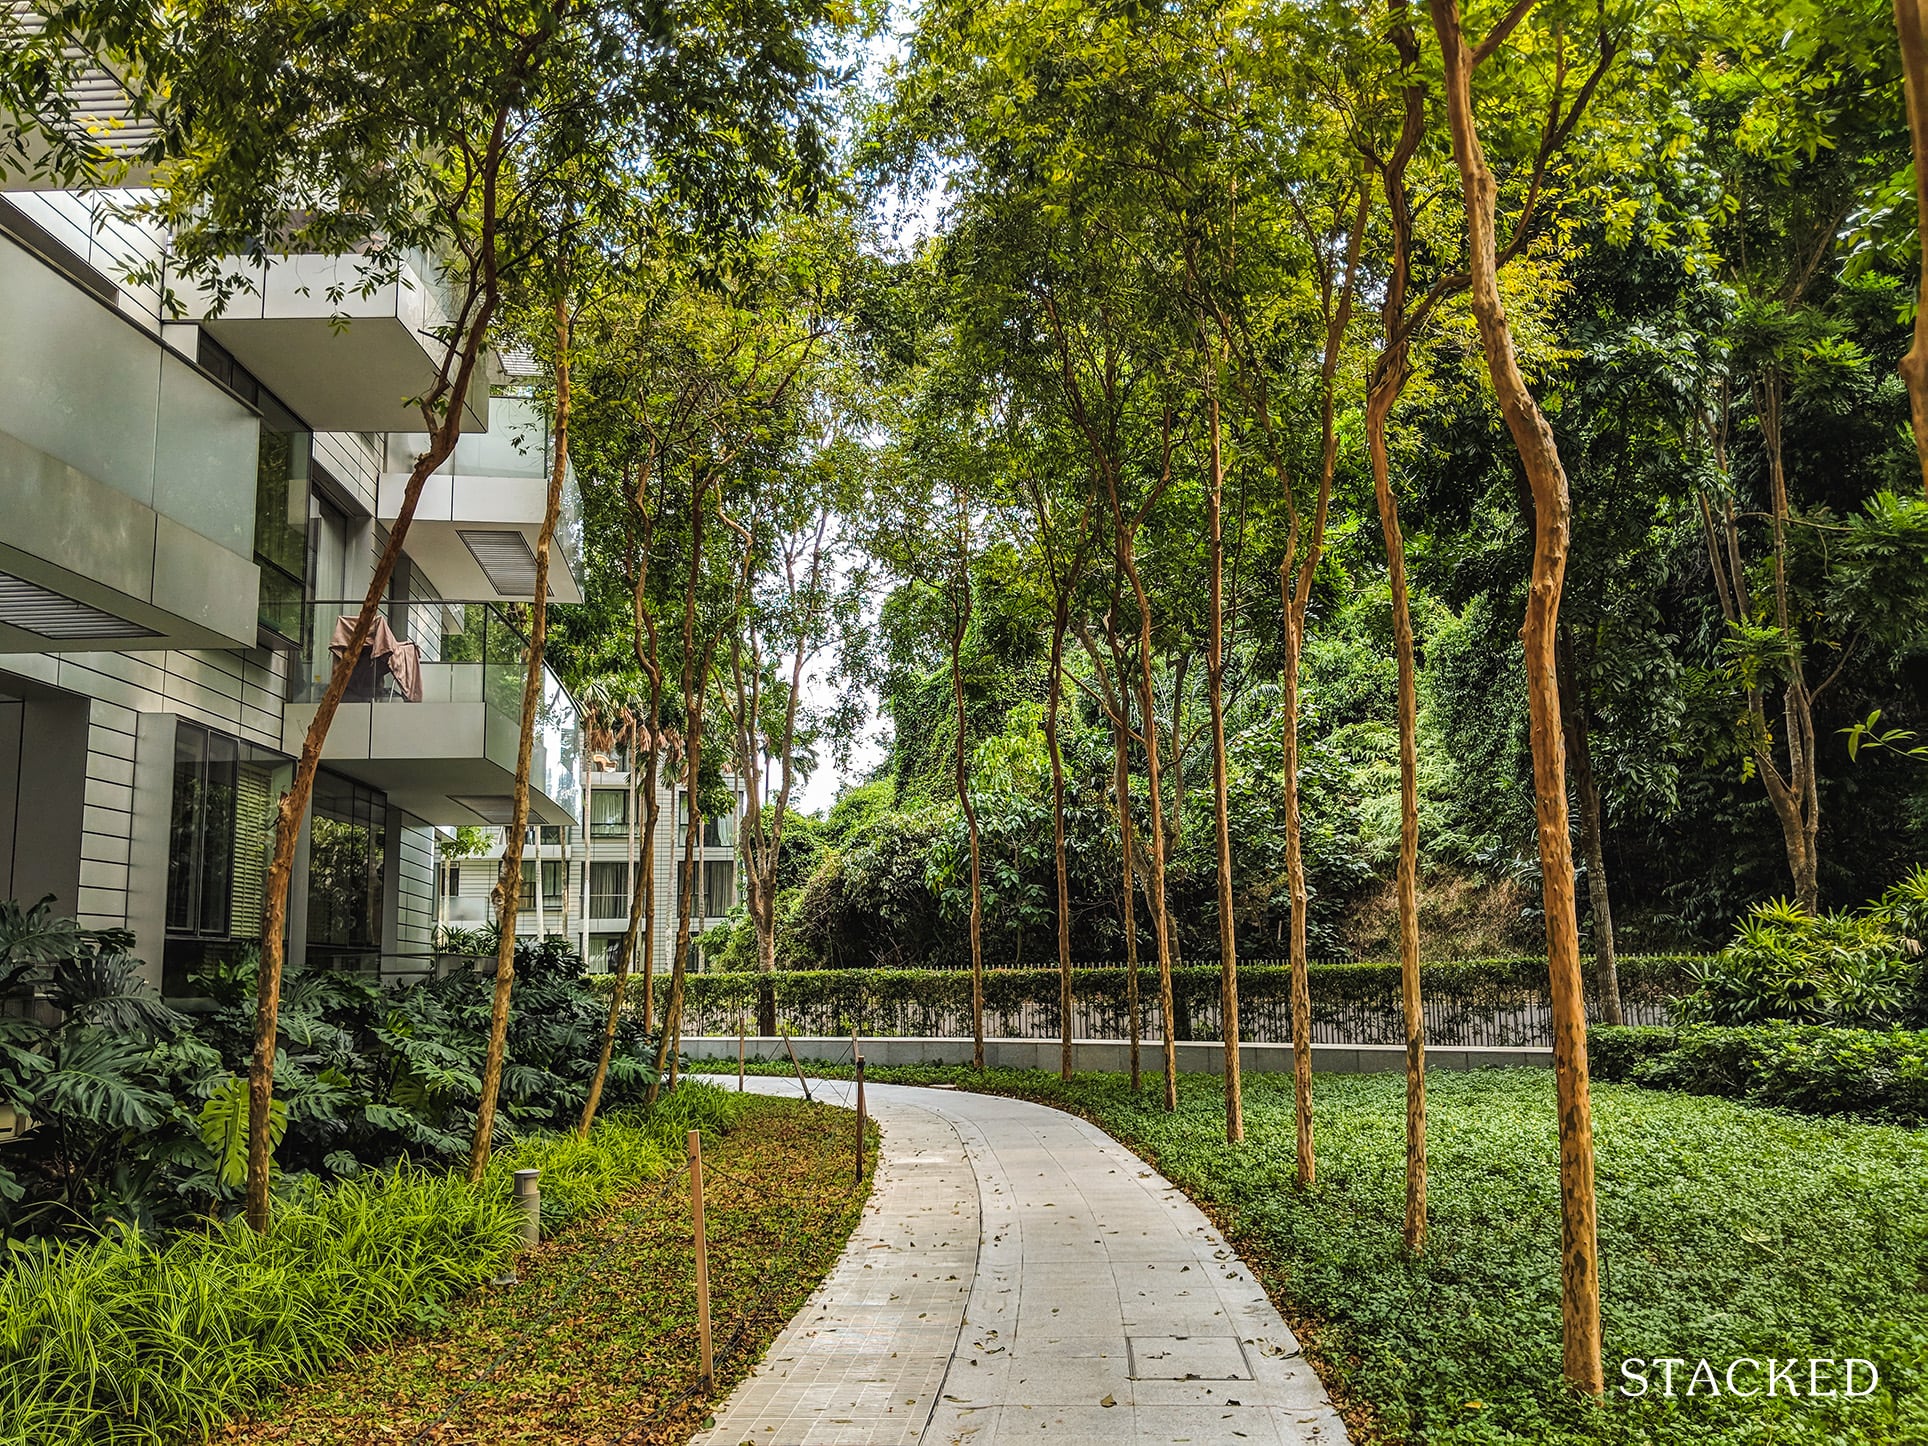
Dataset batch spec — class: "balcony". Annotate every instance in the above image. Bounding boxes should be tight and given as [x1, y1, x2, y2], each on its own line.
[378, 398, 583, 603]
[0, 230, 260, 651]
[182, 249, 490, 435]
[282, 600, 582, 827]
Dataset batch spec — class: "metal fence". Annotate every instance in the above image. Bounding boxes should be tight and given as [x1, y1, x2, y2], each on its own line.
[660, 957, 1686, 1047]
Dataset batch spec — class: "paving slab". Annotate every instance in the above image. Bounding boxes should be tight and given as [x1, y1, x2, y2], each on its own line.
[692, 1079, 1348, 1446]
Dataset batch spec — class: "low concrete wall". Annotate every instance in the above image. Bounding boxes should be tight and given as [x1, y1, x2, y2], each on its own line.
[682, 1036, 1553, 1074]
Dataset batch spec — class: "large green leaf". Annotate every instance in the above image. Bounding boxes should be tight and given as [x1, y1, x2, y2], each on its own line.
[197, 1074, 287, 1189]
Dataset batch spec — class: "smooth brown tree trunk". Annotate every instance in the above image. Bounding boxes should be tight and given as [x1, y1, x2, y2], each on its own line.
[1360, 13, 1429, 1249]
[953, 601, 985, 1072]
[1279, 188, 1368, 1184]
[1898, 0, 1928, 495]
[1048, 602, 1075, 1081]
[1110, 510, 1179, 1109]
[1432, 0, 1603, 1392]
[243, 277, 499, 1230]
[1114, 683, 1143, 1093]
[1368, 371, 1427, 1249]
[647, 476, 710, 1108]
[470, 293, 571, 1181]
[582, 712, 660, 1135]
[1203, 348, 1243, 1141]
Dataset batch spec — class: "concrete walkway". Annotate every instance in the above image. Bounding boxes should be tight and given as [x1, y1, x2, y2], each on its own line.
[694, 1079, 1348, 1446]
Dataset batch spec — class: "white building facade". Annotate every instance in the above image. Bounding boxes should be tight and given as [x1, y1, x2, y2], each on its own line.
[0, 166, 587, 996]
[440, 763, 744, 973]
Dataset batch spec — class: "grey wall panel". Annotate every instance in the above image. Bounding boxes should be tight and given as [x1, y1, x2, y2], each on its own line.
[125, 710, 176, 988]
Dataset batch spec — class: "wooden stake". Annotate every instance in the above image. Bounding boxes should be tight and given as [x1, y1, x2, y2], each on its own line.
[689, 1129, 713, 1392]
[855, 1052, 867, 1187]
[738, 1007, 746, 1092]
[783, 1030, 812, 1101]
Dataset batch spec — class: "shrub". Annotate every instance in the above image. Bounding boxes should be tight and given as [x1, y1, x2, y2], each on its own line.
[0, 1082, 744, 1446]
[604, 955, 1701, 1043]
[1590, 1023, 1928, 1124]
[1678, 884, 1928, 1029]
[1, 904, 664, 1244]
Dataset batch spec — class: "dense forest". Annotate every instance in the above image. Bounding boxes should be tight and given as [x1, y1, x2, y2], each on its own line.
[545, 0, 1928, 981]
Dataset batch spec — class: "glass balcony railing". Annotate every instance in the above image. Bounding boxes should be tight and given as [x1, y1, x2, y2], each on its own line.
[295, 598, 583, 818]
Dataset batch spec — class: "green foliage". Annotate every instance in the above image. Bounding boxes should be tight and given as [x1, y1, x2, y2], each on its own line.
[1591, 1023, 1928, 1125]
[0, 1084, 746, 1446]
[0, 906, 662, 1243]
[1678, 874, 1928, 1027]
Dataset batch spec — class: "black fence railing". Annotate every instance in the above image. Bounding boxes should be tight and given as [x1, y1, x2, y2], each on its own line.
[607, 956, 1698, 1048]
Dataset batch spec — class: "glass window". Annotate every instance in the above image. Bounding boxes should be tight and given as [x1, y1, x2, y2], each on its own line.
[518, 859, 565, 911]
[307, 772, 385, 971]
[588, 788, 629, 838]
[589, 861, 629, 918]
[166, 722, 238, 937]
[444, 865, 460, 897]
[704, 803, 737, 848]
[702, 859, 735, 919]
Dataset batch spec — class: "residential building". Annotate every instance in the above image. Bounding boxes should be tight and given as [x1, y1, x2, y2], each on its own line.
[0, 166, 585, 996]
[438, 761, 745, 972]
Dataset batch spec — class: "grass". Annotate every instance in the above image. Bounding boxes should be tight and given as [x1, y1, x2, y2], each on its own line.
[226, 1093, 875, 1445]
[696, 1057, 1928, 1444]
[0, 1083, 753, 1446]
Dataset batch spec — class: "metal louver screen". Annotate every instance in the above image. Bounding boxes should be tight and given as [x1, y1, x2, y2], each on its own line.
[0, 570, 160, 639]
[458, 530, 551, 598]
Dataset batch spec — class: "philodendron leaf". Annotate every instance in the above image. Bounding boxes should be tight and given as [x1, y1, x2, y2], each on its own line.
[197, 1074, 287, 1189]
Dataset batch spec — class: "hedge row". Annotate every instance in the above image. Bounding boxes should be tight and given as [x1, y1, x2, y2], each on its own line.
[594, 956, 1703, 1046]
[1590, 1023, 1928, 1125]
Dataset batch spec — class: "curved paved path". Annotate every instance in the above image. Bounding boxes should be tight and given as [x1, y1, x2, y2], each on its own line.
[694, 1079, 1348, 1446]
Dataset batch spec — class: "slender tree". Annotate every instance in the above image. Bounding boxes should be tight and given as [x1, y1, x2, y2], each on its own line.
[471, 290, 574, 1179]
[1428, 0, 1617, 1393]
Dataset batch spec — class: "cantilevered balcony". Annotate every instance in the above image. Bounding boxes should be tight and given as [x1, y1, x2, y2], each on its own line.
[182, 248, 490, 435]
[282, 599, 582, 828]
[377, 398, 583, 604]
[0, 230, 260, 651]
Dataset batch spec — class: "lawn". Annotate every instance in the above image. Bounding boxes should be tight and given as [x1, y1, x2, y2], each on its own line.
[224, 1093, 874, 1446]
[706, 1061, 1928, 1445]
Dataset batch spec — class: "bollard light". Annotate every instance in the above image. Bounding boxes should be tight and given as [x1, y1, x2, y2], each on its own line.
[513, 1168, 541, 1248]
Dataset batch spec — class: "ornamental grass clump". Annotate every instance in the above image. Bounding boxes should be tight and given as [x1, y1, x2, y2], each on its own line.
[0, 1166, 520, 1446]
[0, 1083, 747, 1446]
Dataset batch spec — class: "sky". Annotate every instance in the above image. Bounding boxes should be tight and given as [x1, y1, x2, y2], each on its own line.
[784, 13, 944, 817]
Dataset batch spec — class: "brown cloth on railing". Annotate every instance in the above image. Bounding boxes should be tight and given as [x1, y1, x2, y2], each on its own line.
[328, 613, 424, 702]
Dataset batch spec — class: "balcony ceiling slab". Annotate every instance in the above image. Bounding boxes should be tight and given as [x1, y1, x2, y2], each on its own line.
[285, 700, 578, 827]
[200, 315, 489, 436]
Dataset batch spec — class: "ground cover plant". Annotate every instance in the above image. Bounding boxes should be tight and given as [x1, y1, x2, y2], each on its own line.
[701, 1061, 1928, 1444]
[0, 1084, 748, 1446]
[225, 1094, 874, 1446]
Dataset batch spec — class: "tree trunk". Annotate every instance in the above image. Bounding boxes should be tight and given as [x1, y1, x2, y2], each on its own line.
[647, 474, 709, 1108]
[1557, 626, 1623, 1025]
[1897, 0, 1928, 496]
[1048, 601, 1075, 1081]
[1279, 187, 1367, 1185]
[581, 714, 659, 1136]
[469, 292, 571, 1182]
[243, 281, 498, 1231]
[952, 590, 985, 1072]
[1203, 345, 1243, 1142]
[1114, 685, 1142, 1094]
[1368, 370, 1427, 1251]
[1431, 0, 1603, 1392]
